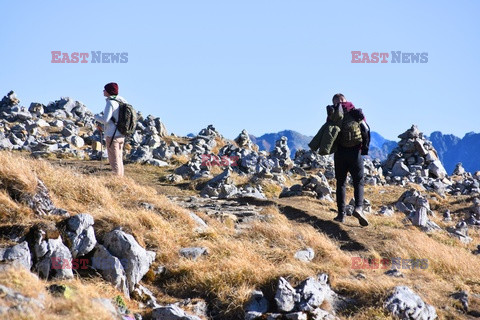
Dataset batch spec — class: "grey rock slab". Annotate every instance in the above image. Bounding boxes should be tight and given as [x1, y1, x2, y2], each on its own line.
[151, 305, 201, 320]
[285, 312, 308, 320]
[103, 229, 156, 292]
[92, 244, 129, 297]
[71, 135, 84, 148]
[245, 290, 269, 313]
[92, 298, 121, 319]
[391, 160, 410, 177]
[34, 236, 73, 279]
[64, 213, 96, 258]
[275, 277, 298, 312]
[23, 179, 69, 217]
[179, 247, 208, 260]
[295, 277, 330, 312]
[0, 241, 32, 270]
[188, 212, 208, 232]
[384, 286, 437, 320]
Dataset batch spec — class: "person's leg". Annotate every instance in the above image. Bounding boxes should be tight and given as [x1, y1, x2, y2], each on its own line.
[334, 151, 348, 221]
[107, 137, 122, 176]
[351, 149, 365, 208]
[106, 137, 116, 172]
[117, 137, 125, 177]
[350, 149, 368, 226]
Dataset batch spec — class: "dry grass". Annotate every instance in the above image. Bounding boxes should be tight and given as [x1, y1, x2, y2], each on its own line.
[0, 150, 479, 319]
[0, 266, 123, 320]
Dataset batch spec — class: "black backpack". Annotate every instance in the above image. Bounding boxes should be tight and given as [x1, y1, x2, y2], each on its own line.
[109, 98, 137, 144]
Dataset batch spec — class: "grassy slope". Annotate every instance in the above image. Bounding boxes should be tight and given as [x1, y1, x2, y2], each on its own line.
[0, 151, 479, 319]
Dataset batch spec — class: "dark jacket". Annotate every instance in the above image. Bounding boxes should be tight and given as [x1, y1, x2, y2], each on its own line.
[309, 104, 343, 155]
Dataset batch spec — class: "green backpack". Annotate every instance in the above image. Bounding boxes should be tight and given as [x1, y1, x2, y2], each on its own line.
[339, 111, 362, 147]
[109, 98, 137, 137]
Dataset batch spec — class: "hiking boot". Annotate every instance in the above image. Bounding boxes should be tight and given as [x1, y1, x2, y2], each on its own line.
[353, 206, 369, 226]
[333, 212, 346, 223]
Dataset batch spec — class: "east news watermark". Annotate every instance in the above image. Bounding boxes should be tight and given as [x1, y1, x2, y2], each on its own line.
[351, 51, 428, 63]
[351, 257, 429, 270]
[51, 51, 128, 63]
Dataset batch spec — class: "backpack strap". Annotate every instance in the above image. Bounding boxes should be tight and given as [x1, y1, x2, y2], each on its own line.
[107, 97, 120, 146]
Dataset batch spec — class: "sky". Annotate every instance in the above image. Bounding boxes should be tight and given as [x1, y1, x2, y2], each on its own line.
[1, 0, 479, 141]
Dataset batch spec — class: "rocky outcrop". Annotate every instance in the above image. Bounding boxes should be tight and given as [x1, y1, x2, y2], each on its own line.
[384, 286, 437, 319]
[245, 275, 341, 319]
[103, 229, 156, 293]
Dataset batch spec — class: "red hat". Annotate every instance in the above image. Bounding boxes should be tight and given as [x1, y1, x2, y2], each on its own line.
[104, 82, 119, 95]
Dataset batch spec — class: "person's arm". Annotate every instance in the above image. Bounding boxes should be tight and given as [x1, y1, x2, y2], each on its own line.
[94, 100, 115, 125]
[360, 120, 370, 155]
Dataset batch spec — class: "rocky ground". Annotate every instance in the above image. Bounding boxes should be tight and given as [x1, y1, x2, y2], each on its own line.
[1, 90, 480, 319]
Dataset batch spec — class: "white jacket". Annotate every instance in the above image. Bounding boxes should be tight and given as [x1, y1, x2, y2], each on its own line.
[94, 95, 128, 138]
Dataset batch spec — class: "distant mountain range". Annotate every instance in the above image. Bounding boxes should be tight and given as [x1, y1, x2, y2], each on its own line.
[249, 129, 396, 161]
[427, 131, 480, 174]
[249, 130, 480, 174]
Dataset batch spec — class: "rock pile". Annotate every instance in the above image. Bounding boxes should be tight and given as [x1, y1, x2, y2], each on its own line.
[280, 173, 333, 201]
[0, 91, 171, 163]
[396, 189, 441, 232]
[200, 168, 266, 199]
[383, 125, 450, 192]
[245, 275, 341, 320]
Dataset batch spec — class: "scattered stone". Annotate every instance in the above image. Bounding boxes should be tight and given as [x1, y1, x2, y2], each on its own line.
[140, 202, 155, 211]
[384, 268, 404, 278]
[294, 248, 315, 262]
[0, 283, 45, 313]
[131, 284, 158, 308]
[179, 247, 208, 260]
[447, 222, 473, 244]
[188, 212, 208, 232]
[151, 305, 201, 320]
[443, 210, 452, 222]
[33, 234, 74, 279]
[355, 273, 367, 280]
[473, 244, 480, 255]
[378, 205, 394, 216]
[384, 286, 437, 320]
[22, 179, 69, 217]
[451, 290, 469, 312]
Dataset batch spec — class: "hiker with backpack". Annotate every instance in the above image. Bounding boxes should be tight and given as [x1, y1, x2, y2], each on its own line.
[310, 93, 370, 226]
[94, 82, 131, 177]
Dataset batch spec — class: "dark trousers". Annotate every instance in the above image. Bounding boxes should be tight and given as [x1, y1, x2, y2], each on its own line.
[334, 147, 364, 213]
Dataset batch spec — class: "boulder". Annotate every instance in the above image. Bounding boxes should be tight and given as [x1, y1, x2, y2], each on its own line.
[294, 248, 315, 262]
[179, 247, 208, 260]
[63, 213, 96, 258]
[0, 241, 32, 270]
[92, 245, 129, 297]
[384, 286, 437, 320]
[274, 277, 298, 312]
[103, 229, 156, 292]
[245, 290, 269, 314]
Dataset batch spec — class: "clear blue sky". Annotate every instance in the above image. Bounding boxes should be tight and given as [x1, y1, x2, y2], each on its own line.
[1, 0, 479, 141]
